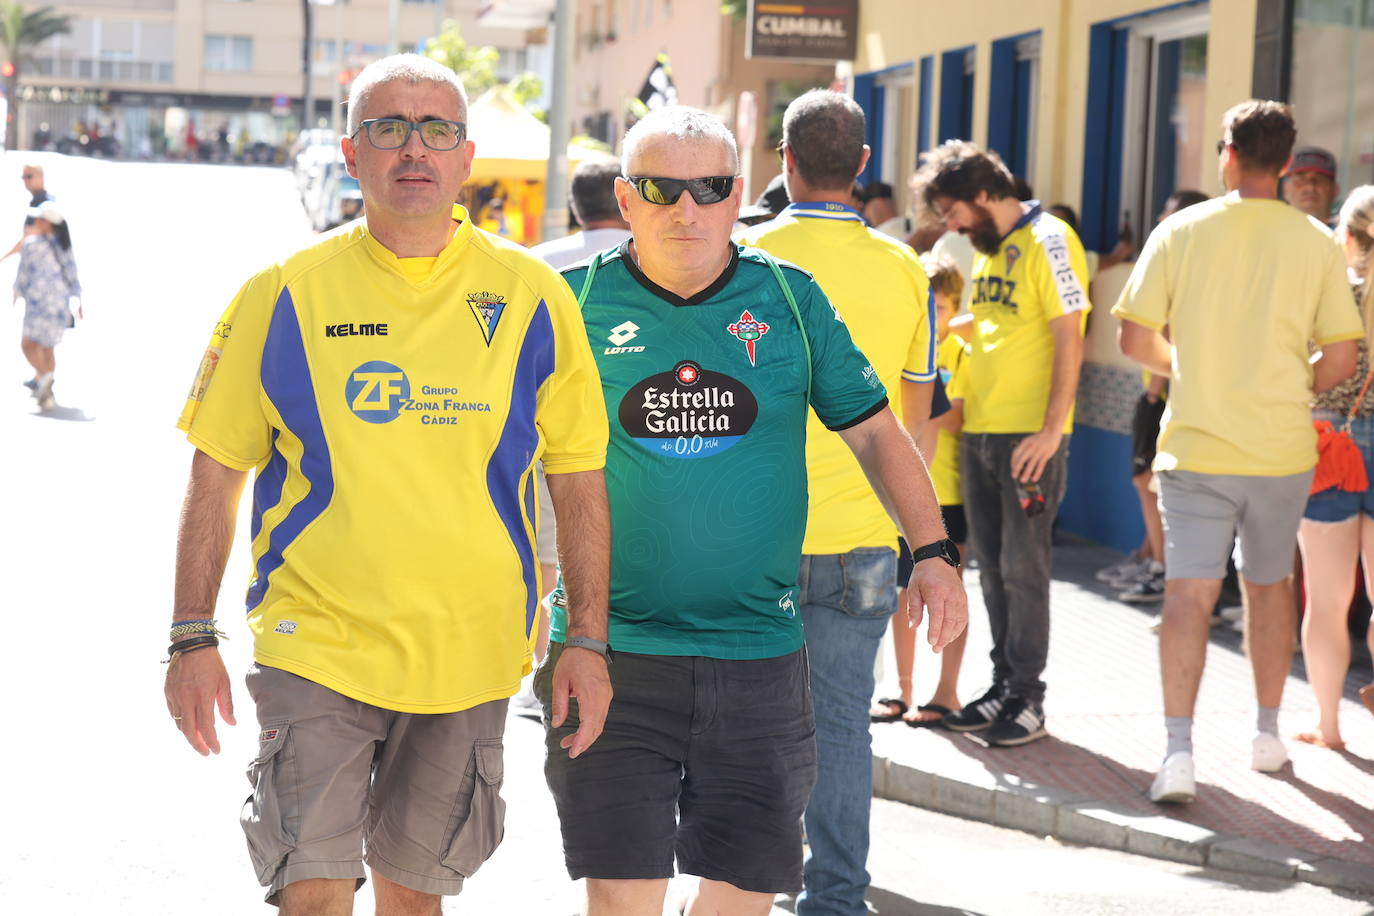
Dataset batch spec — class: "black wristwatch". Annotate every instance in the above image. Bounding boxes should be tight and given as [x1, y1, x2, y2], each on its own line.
[565, 635, 615, 663]
[910, 537, 961, 568]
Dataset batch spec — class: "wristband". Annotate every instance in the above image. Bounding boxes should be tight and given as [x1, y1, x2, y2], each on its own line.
[164, 634, 219, 664]
[565, 635, 614, 663]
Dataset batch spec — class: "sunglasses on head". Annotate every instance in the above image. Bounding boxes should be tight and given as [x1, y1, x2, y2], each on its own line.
[625, 175, 736, 206]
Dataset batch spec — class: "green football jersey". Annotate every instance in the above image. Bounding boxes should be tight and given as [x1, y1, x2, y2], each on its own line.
[549, 242, 887, 659]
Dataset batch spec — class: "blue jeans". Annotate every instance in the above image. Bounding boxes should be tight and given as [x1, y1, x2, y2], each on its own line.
[796, 547, 898, 916]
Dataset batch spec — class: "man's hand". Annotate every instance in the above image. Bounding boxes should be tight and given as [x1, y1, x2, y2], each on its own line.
[551, 646, 612, 759]
[1010, 429, 1064, 484]
[906, 560, 968, 652]
[164, 648, 236, 755]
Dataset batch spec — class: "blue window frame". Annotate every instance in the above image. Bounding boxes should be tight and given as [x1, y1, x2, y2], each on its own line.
[939, 46, 975, 142]
[917, 55, 934, 156]
[988, 32, 1039, 179]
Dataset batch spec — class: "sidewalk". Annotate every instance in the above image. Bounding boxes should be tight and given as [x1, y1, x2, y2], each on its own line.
[870, 535, 1374, 896]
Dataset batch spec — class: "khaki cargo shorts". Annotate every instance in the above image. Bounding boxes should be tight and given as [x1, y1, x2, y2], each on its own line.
[241, 665, 508, 905]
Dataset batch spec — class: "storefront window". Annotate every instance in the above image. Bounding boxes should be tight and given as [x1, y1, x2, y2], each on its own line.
[1290, 0, 1374, 196]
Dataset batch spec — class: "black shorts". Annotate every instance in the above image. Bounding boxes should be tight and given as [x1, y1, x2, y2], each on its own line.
[535, 643, 816, 894]
[896, 505, 967, 585]
[1131, 393, 1168, 477]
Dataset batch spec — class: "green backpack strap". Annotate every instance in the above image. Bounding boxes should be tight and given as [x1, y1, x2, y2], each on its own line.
[575, 252, 602, 308]
[759, 251, 813, 407]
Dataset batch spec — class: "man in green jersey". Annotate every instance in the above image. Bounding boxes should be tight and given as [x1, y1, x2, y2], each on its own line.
[536, 106, 966, 916]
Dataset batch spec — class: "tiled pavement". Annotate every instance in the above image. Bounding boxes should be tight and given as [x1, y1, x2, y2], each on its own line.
[870, 535, 1374, 895]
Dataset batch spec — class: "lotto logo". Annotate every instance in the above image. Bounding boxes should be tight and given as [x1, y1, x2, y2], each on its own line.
[345, 360, 410, 424]
[608, 321, 640, 346]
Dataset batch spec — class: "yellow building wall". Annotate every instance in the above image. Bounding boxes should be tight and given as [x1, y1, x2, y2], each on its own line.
[855, 0, 1259, 214]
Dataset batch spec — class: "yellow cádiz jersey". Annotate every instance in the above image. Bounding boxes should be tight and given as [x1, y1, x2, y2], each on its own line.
[1111, 194, 1362, 475]
[963, 203, 1091, 434]
[177, 205, 608, 713]
[739, 202, 935, 554]
[931, 334, 970, 506]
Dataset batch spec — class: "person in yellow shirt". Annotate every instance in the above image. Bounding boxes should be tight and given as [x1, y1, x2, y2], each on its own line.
[1114, 100, 1362, 805]
[913, 141, 1090, 747]
[164, 55, 613, 911]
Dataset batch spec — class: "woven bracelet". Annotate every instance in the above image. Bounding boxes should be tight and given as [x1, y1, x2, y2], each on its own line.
[169, 619, 228, 641]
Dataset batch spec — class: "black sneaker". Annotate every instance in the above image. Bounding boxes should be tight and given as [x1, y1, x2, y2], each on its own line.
[983, 696, 1047, 747]
[943, 684, 1005, 732]
[1119, 571, 1165, 604]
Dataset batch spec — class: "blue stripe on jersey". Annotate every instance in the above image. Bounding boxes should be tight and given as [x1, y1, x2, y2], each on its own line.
[925, 282, 938, 374]
[250, 428, 286, 543]
[782, 201, 866, 222]
[247, 288, 335, 613]
[487, 299, 556, 635]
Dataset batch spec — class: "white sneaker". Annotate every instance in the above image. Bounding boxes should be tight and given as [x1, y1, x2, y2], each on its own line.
[1149, 751, 1196, 804]
[1218, 605, 1244, 623]
[1252, 733, 1290, 772]
[1097, 555, 1146, 584]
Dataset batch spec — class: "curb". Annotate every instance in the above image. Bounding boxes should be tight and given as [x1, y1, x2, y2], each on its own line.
[872, 754, 1374, 897]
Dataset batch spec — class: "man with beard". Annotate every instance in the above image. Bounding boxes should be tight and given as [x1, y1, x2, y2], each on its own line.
[913, 141, 1090, 746]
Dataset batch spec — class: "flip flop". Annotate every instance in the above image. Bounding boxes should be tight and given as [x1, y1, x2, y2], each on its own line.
[869, 698, 909, 723]
[1294, 731, 1345, 751]
[1361, 684, 1374, 718]
[905, 703, 952, 728]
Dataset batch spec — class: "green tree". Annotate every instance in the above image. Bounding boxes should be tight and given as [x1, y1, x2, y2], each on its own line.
[424, 21, 545, 118]
[720, 1, 747, 19]
[0, 3, 71, 144]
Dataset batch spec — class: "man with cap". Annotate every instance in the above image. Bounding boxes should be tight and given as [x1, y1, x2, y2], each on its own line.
[1284, 147, 1339, 227]
[735, 172, 790, 227]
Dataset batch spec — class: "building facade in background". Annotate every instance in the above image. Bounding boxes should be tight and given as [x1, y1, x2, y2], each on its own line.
[17, 0, 543, 159]
[852, 0, 1373, 552]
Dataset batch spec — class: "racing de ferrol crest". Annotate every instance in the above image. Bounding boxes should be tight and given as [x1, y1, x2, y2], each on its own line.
[466, 290, 507, 345]
[726, 310, 770, 366]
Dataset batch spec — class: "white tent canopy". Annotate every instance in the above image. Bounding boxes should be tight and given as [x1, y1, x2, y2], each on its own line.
[465, 85, 590, 181]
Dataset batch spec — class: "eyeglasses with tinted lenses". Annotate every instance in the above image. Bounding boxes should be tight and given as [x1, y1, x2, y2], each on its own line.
[21, 173, 34, 180]
[354, 118, 466, 151]
[626, 176, 736, 206]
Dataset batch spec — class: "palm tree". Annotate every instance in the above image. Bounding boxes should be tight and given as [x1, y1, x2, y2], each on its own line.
[0, 4, 72, 146]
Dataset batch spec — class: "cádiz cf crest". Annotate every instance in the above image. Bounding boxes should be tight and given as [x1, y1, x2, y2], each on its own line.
[466, 290, 507, 345]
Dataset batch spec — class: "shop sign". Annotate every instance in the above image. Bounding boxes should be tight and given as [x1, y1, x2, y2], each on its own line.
[745, 0, 858, 63]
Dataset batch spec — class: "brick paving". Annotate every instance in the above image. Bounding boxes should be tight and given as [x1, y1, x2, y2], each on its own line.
[872, 535, 1374, 873]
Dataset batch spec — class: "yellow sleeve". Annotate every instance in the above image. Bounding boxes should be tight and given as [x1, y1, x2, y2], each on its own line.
[536, 272, 608, 474]
[1110, 228, 1171, 331]
[176, 269, 280, 470]
[1312, 243, 1365, 346]
[946, 342, 971, 400]
[1033, 224, 1091, 320]
[900, 254, 937, 382]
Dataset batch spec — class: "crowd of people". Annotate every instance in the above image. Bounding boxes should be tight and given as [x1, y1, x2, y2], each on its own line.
[154, 51, 1372, 916]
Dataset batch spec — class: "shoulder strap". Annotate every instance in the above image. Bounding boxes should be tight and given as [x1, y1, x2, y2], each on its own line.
[758, 252, 813, 406]
[575, 252, 601, 309]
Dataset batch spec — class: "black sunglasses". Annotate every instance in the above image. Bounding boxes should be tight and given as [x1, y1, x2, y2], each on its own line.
[625, 175, 736, 206]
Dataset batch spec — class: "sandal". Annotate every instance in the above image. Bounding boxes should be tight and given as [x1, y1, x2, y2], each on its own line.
[869, 697, 909, 723]
[1294, 731, 1345, 751]
[905, 703, 952, 728]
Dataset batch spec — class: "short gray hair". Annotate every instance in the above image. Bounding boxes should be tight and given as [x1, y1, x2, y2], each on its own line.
[621, 106, 739, 176]
[347, 54, 469, 136]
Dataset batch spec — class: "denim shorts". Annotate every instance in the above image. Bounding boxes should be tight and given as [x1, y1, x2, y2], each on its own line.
[1304, 410, 1374, 523]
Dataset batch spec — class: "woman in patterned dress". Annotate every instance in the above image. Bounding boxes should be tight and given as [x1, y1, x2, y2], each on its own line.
[16, 201, 80, 409]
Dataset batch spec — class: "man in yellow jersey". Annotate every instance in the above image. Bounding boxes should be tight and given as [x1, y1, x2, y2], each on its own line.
[914, 141, 1091, 747]
[1113, 100, 1361, 804]
[164, 54, 612, 912]
[737, 89, 939, 916]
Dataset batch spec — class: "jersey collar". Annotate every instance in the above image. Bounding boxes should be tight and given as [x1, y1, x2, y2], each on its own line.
[362, 204, 472, 285]
[782, 201, 867, 223]
[618, 238, 741, 307]
[1002, 200, 1042, 242]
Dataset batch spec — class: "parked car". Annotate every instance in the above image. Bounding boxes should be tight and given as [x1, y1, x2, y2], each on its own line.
[305, 151, 365, 232]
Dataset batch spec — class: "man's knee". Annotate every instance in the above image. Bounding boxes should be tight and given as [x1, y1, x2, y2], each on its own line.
[688, 878, 776, 916]
[279, 877, 355, 916]
[373, 871, 441, 916]
[586, 877, 670, 915]
[1163, 577, 1222, 615]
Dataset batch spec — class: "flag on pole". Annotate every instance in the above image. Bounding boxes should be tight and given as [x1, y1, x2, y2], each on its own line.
[628, 53, 677, 121]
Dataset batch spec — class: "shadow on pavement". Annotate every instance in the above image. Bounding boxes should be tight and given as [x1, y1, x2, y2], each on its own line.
[775, 888, 986, 916]
[34, 403, 95, 422]
[930, 728, 1374, 871]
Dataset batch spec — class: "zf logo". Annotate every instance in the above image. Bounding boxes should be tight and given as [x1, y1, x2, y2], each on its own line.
[345, 360, 410, 423]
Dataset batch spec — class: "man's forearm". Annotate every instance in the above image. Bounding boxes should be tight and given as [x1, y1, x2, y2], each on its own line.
[545, 468, 611, 642]
[1312, 339, 1360, 394]
[1118, 320, 1173, 378]
[1041, 317, 1085, 433]
[174, 450, 248, 620]
[900, 379, 934, 459]
[840, 410, 947, 548]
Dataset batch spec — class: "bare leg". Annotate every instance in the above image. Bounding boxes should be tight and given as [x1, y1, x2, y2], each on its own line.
[1296, 518, 1359, 747]
[20, 338, 54, 375]
[280, 878, 354, 916]
[891, 587, 915, 707]
[684, 878, 776, 916]
[1160, 577, 1223, 718]
[1361, 517, 1374, 692]
[1133, 471, 1165, 564]
[1242, 576, 1298, 711]
[586, 878, 670, 916]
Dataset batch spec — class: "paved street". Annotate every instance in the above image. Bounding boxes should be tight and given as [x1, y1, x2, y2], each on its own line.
[2, 155, 1369, 913]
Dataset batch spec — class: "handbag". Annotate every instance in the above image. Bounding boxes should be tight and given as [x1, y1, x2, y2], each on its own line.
[1311, 360, 1374, 495]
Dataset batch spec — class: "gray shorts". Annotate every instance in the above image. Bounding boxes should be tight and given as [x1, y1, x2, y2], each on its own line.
[1157, 468, 1314, 584]
[535, 464, 557, 567]
[242, 665, 508, 905]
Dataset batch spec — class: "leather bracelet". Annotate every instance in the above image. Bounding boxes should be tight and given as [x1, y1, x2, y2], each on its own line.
[165, 634, 219, 663]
